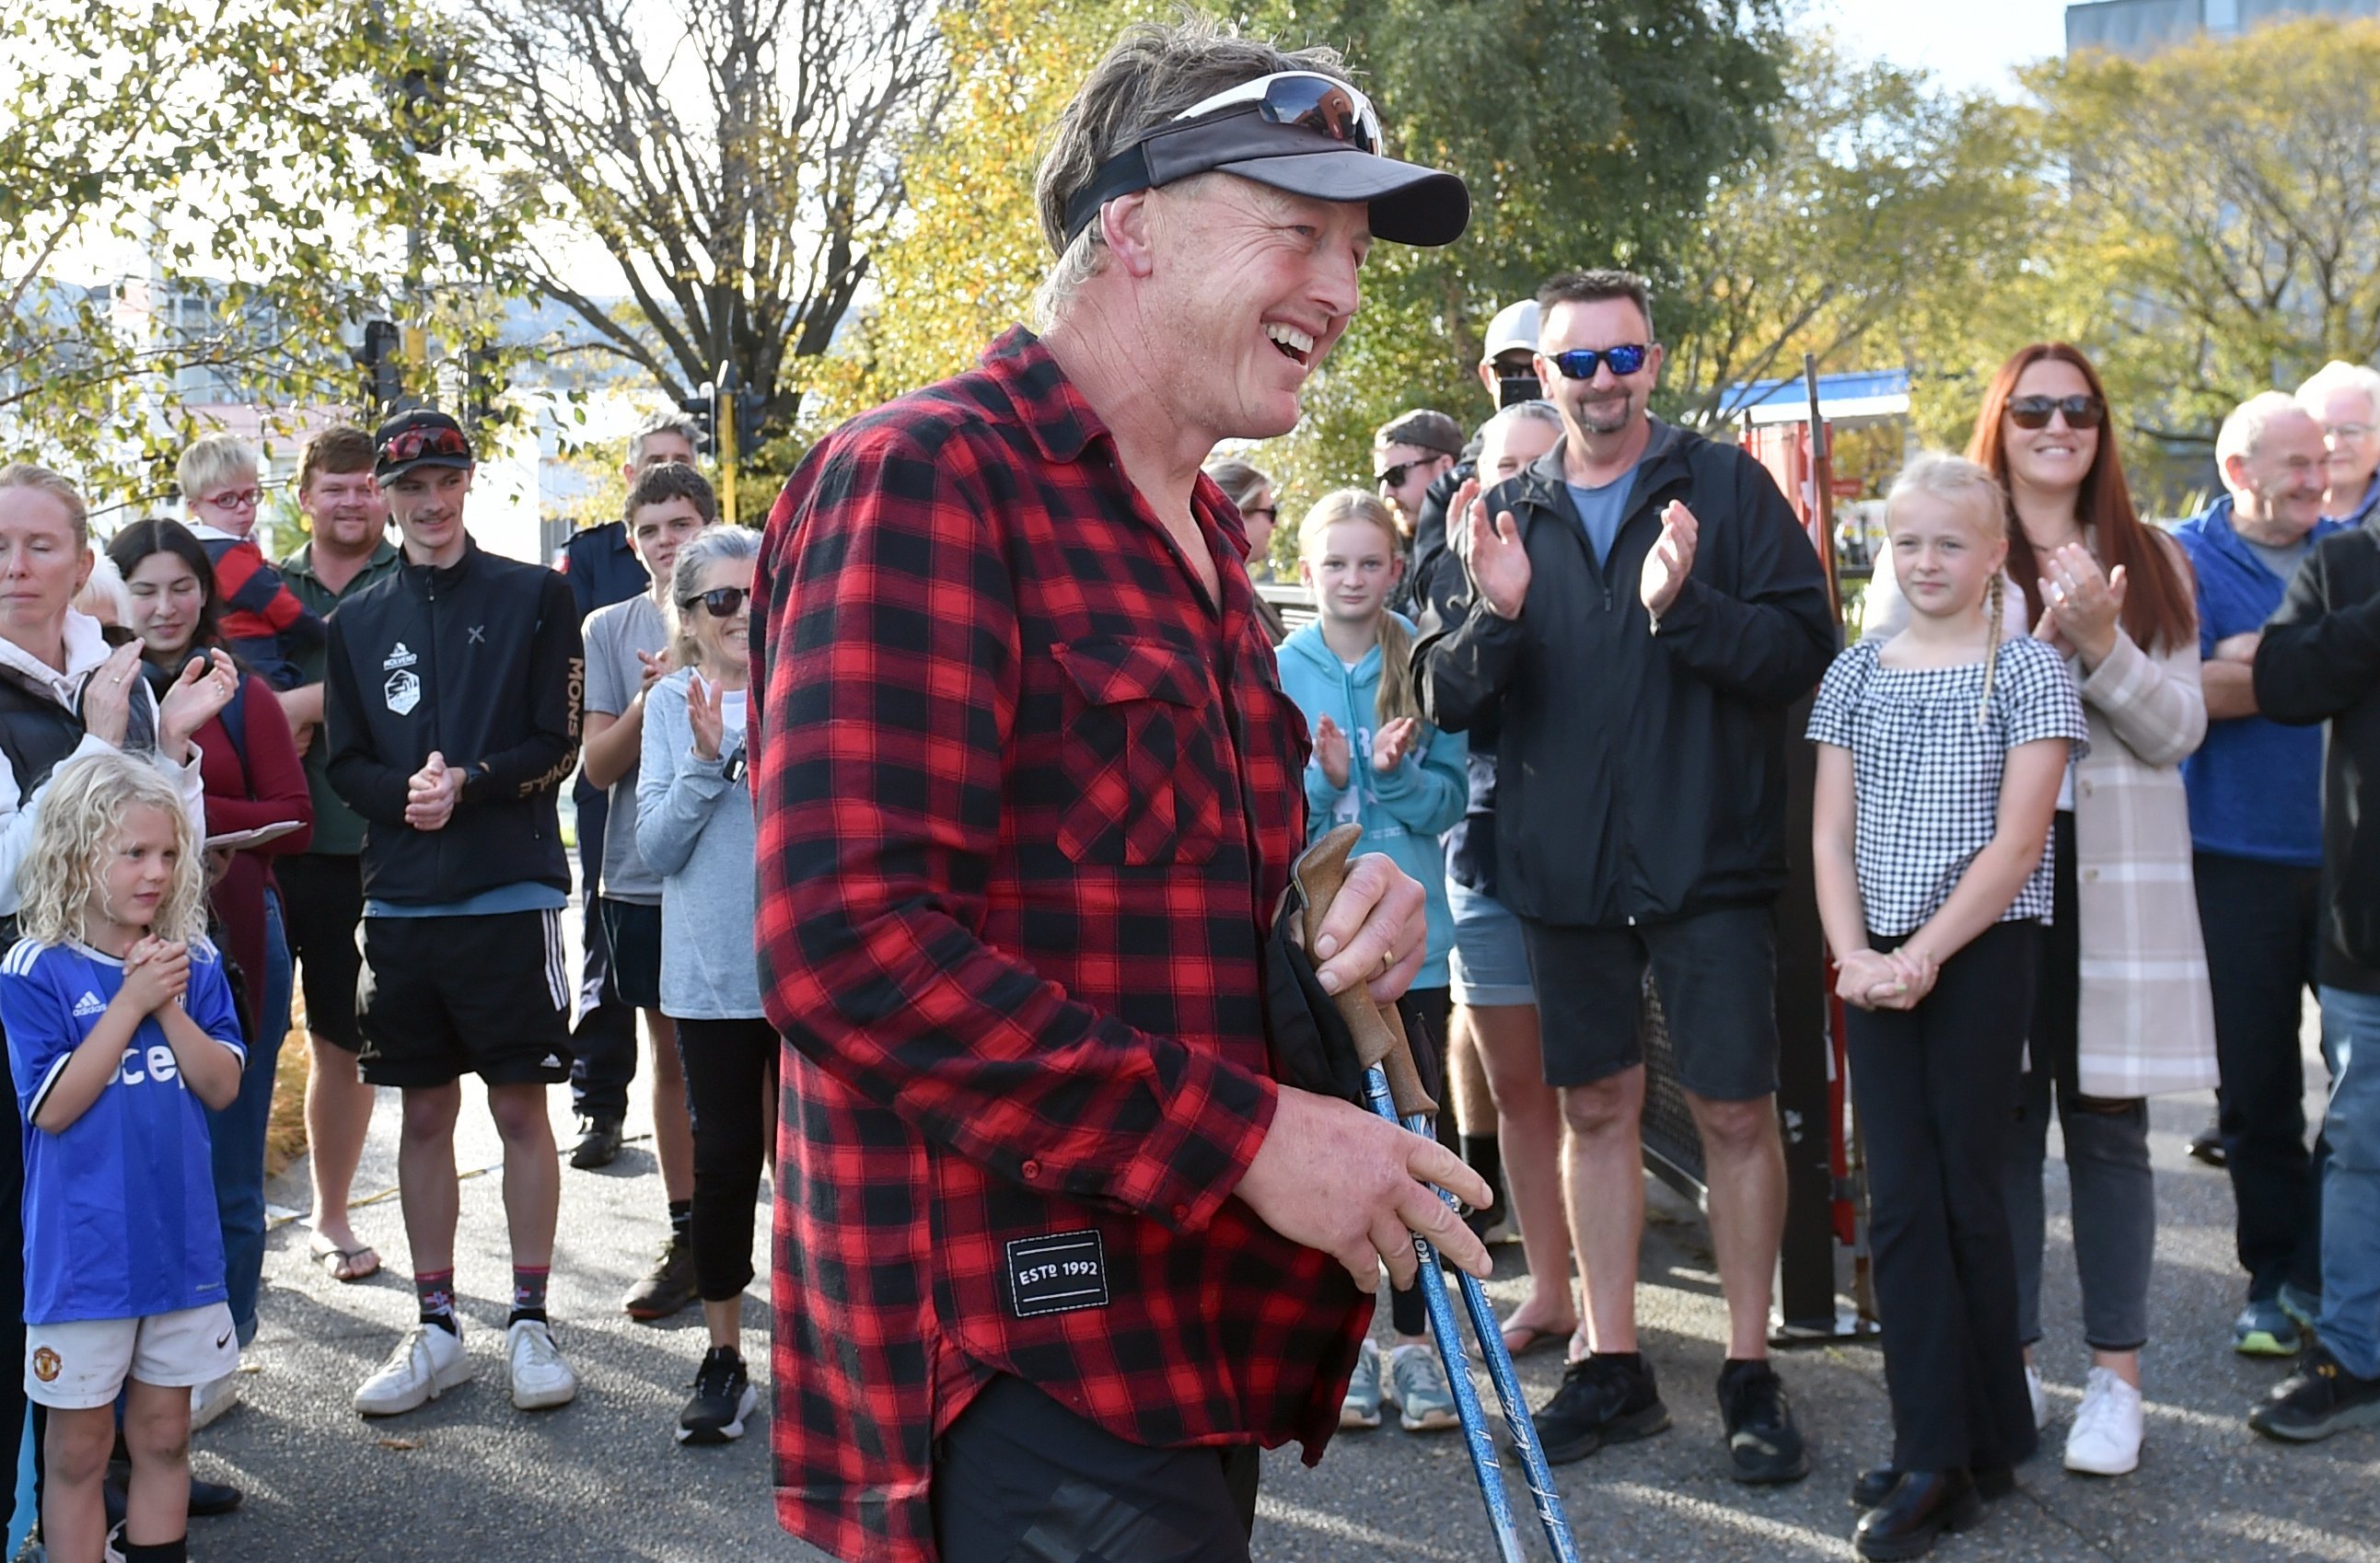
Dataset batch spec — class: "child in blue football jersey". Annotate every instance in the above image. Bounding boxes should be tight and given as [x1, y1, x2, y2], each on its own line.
[0, 752, 244, 1563]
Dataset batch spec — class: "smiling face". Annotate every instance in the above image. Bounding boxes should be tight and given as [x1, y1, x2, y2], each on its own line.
[2312, 384, 2380, 504]
[1887, 490, 2006, 623]
[1481, 414, 1560, 485]
[1135, 175, 1369, 444]
[1301, 515, 1399, 631]
[1371, 442, 1449, 523]
[686, 557, 755, 676]
[301, 465, 388, 557]
[2227, 407, 2329, 539]
[387, 465, 473, 568]
[125, 550, 207, 662]
[2001, 357, 2099, 504]
[90, 803, 180, 937]
[1537, 296, 1664, 446]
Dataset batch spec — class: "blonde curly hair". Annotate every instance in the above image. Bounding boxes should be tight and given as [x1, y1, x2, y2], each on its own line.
[16, 752, 206, 947]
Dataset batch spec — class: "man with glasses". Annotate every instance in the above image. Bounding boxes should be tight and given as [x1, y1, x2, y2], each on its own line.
[324, 410, 586, 1421]
[1416, 267, 1835, 1484]
[751, 20, 1491, 1563]
[2173, 394, 2343, 1360]
[1373, 409, 1462, 532]
[175, 434, 325, 692]
[2296, 361, 2380, 529]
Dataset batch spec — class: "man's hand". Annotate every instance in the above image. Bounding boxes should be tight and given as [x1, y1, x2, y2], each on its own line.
[1371, 716, 1418, 773]
[1236, 1085, 1493, 1291]
[1641, 501, 1699, 618]
[1457, 477, 1530, 619]
[80, 642, 144, 748]
[2213, 631, 2261, 665]
[1306, 851, 1427, 1001]
[1313, 715, 1353, 791]
[404, 750, 461, 831]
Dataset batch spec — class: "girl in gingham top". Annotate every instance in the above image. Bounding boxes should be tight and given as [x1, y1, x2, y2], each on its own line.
[1806, 454, 2086, 1559]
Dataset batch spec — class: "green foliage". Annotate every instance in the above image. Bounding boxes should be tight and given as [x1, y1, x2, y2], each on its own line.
[2, 0, 528, 512]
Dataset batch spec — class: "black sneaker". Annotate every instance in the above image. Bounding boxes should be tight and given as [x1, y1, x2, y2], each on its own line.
[623, 1235, 700, 1321]
[679, 1346, 759, 1445]
[569, 1115, 625, 1170]
[2250, 1343, 2380, 1441]
[1530, 1353, 1670, 1465]
[1719, 1359, 1810, 1483]
[2188, 1119, 2226, 1167]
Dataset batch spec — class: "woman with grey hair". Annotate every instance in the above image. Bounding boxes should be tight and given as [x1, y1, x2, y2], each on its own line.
[635, 524, 773, 1447]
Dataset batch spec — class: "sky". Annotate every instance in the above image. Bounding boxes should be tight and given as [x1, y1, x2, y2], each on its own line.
[1801, 0, 2075, 96]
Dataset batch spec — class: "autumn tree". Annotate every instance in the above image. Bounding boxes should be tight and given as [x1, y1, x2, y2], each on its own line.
[2, 0, 519, 509]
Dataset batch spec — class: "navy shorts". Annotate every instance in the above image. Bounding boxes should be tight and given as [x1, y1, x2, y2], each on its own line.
[356, 909, 575, 1089]
[1521, 905, 1780, 1101]
[597, 897, 663, 1013]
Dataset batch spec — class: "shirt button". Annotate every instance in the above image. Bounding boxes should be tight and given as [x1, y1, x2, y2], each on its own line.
[1021, 1160, 1042, 1181]
[1173, 1204, 1192, 1222]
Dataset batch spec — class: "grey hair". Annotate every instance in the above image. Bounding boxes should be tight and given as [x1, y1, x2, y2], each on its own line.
[1029, 17, 1353, 327]
[628, 410, 707, 467]
[667, 524, 761, 668]
[2217, 390, 2314, 469]
[1476, 399, 1562, 457]
[2295, 360, 2380, 424]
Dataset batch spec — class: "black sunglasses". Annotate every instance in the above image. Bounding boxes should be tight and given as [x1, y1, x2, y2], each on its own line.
[679, 585, 749, 619]
[1375, 458, 1441, 491]
[2006, 394, 2107, 431]
[1241, 504, 1278, 523]
[1546, 344, 1650, 380]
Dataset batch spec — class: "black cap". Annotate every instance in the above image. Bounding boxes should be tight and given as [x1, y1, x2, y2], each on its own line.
[1063, 110, 1469, 250]
[373, 409, 474, 481]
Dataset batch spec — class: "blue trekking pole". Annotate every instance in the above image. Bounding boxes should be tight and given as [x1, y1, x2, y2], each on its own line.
[1296, 828, 1582, 1563]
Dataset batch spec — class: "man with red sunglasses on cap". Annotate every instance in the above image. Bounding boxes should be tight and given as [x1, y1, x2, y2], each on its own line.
[751, 18, 1486, 1563]
[321, 409, 587, 1423]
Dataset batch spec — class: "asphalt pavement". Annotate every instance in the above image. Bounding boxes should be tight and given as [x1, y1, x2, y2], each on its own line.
[182, 909, 2378, 1563]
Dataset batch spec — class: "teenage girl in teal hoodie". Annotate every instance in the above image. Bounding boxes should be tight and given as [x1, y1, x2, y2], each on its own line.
[1278, 489, 1469, 1436]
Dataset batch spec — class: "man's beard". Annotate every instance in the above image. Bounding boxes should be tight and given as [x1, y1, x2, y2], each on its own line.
[1572, 392, 1634, 435]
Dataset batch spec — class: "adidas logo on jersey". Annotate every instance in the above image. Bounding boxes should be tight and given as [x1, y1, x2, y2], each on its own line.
[71, 991, 105, 1018]
[540, 1053, 563, 1069]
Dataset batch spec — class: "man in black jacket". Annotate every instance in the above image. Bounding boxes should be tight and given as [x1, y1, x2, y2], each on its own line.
[1416, 270, 1835, 1482]
[326, 411, 587, 1421]
[2250, 509, 2380, 1440]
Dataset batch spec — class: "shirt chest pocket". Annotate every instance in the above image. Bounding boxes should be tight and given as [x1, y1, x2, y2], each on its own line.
[1051, 638, 1224, 867]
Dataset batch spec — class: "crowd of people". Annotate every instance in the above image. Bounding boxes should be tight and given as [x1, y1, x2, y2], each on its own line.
[1, 17, 2378, 1563]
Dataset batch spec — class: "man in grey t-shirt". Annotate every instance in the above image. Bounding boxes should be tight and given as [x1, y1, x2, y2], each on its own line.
[576, 461, 715, 1320]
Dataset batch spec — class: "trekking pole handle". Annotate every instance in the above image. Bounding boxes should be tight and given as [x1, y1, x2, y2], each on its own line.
[1291, 824, 1438, 1117]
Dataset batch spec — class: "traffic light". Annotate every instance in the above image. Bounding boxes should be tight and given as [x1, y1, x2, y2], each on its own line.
[678, 384, 717, 454]
[733, 387, 767, 457]
[393, 55, 449, 155]
[357, 319, 403, 417]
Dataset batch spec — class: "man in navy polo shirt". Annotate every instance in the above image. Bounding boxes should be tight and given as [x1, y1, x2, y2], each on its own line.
[2172, 391, 2342, 1358]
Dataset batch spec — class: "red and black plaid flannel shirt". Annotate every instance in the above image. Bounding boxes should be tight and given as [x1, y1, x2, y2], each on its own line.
[751, 329, 1370, 1563]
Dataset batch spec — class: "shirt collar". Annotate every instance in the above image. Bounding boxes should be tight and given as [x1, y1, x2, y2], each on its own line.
[979, 327, 1105, 465]
[285, 538, 399, 585]
[184, 521, 245, 545]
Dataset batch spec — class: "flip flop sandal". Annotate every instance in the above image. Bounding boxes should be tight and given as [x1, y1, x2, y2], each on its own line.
[309, 1235, 380, 1283]
[1498, 1319, 1580, 1360]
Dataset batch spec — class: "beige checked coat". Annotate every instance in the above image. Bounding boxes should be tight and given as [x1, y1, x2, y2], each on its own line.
[1863, 562, 2219, 1097]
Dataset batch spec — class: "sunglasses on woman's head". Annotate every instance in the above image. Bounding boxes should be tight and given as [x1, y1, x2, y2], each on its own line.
[680, 585, 749, 619]
[2006, 394, 2106, 431]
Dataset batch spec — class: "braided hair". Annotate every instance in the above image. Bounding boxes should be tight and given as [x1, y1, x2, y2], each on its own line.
[1884, 453, 2010, 726]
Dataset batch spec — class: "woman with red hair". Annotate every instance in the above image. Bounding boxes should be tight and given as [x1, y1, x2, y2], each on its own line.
[1969, 343, 2217, 1478]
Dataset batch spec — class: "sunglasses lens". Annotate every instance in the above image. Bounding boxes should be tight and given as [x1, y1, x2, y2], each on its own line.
[1606, 345, 1647, 375]
[1261, 76, 1377, 153]
[702, 587, 748, 618]
[2063, 396, 2107, 429]
[2007, 398, 2052, 430]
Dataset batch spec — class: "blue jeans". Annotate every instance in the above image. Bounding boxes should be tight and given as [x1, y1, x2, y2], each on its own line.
[211, 887, 292, 1349]
[2316, 985, 2380, 1378]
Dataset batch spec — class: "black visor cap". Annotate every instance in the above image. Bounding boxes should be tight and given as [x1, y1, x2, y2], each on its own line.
[1062, 110, 1469, 250]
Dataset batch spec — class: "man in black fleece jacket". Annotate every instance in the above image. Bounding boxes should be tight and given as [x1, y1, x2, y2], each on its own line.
[324, 411, 586, 1421]
[2250, 509, 2380, 1440]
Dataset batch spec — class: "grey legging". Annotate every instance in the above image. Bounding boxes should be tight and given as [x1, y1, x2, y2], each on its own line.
[2003, 812, 2154, 1353]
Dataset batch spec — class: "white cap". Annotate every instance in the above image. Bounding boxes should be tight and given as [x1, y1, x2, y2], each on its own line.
[1482, 299, 1540, 362]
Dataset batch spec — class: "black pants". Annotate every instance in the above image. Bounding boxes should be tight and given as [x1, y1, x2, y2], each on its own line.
[1848, 920, 2039, 1473]
[673, 1017, 779, 1301]
[934, 1377, 1260, 1563]
[568, 783, 639, 1119]
[2196, 851, 2328, 1302]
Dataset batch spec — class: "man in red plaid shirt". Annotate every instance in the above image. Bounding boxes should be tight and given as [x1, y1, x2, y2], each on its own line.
[751, 18, 1489, 1563]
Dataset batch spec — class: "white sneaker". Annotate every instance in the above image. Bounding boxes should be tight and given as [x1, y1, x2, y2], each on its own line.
[2063, 1365, 2142, 1476]
[354, 1321, 471, 1416]
[507, 1318, 578, 1410]
[2026, 1362, 2049, 1430]
[190, 1366, 239, 1430]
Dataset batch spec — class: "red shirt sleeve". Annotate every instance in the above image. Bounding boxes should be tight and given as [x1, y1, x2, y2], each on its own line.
[197, 676, 315, 854]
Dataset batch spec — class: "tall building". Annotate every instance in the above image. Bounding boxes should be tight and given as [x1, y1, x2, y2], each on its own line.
[2068, 0, 2380, 55]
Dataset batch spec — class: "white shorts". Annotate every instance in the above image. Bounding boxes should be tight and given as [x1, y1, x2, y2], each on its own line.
[26, 1302, 238, 1409]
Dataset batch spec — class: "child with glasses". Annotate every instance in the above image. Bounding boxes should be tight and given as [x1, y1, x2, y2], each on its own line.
[175, 434, 326, 691]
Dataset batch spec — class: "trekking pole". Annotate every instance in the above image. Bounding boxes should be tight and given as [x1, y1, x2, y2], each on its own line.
[1295, 827, 1582, 1563]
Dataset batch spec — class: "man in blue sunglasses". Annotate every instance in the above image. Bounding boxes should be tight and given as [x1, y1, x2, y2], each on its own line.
[1414, 268, 1838, 1486]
